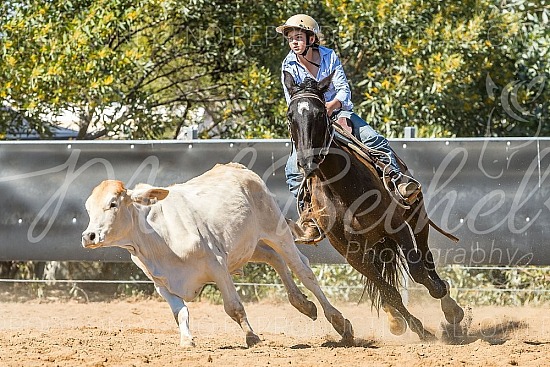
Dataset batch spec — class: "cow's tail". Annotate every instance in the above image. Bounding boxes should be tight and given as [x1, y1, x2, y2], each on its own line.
[360, 238, 405, 312]
[428, 218, 459, 243]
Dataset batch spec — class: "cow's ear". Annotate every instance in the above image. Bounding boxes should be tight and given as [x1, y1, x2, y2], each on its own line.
[318, 70, 335, 94]
[129, 188, 169, 206]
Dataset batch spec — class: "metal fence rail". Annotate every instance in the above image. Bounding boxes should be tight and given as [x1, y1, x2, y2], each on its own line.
[2, 266, 549, 295]
[2, 138, 550, 265]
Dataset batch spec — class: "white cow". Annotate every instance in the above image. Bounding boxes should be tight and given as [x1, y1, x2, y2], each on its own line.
[81, 163, 353, 347]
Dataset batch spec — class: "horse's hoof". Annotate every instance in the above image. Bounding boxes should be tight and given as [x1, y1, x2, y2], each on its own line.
[440, 282, 464, 325]
[388, 317, 407, 336]
[419, 331, 437, 343]
[246, 333, 262, 347]
[383, 305, 407, 335]
[428, 280, 448, 299]
[442, 298, 465, 325]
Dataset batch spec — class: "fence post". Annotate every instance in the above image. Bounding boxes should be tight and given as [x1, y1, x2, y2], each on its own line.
[404, 126, 416, 139]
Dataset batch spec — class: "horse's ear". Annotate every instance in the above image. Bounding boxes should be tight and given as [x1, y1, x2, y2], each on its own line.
[318, 70, 335, 94]
[283, 71, 298, 96]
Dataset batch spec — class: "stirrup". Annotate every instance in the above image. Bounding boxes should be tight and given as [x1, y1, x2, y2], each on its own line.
[390, 173, 421, 205]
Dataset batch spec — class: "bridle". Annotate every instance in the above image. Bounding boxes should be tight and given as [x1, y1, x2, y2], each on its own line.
[288, 92, 335, 165]
[288, 91, 335, 216]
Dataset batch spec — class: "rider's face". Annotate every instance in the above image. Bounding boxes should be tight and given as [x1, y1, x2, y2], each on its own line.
[285, 30, 312, 55]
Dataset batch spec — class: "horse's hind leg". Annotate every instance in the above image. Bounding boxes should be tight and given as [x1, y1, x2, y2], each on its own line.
[250, 242, 317, 320]
[392, 224, 447, 298]
[406, 201, 453, 285]
[416, 233, 464, 324]
[439, 280, 465, 324]
[351, 248, 436, 342]
[407, 208, 464, 324]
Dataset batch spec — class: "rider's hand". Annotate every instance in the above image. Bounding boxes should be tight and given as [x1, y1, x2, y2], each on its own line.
[325, 99, 342, 117]
[336, 117, 352, 134]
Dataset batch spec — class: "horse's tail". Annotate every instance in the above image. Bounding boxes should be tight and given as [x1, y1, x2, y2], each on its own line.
[361, 238, 405, 312]
[428, 218, 459, 243]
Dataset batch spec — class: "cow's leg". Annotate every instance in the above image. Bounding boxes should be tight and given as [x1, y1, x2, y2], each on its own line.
[155, 285, 194, 347]
[130, 255, 194, 347]
[251, 243, 317, 319]
[209, 263, 261, 347]
[261, 237, 354, 344]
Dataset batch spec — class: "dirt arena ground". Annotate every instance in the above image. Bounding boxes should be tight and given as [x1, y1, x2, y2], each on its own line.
[1, 296, 549, 367]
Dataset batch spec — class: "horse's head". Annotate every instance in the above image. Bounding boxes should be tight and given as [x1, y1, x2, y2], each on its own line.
[284, 71, 335, 177]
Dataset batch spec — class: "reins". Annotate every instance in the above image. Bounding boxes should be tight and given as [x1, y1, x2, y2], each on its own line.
[289, 92, 324, 103]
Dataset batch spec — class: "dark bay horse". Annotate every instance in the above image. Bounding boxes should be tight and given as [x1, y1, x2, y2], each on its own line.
[283, 71, 464, 341]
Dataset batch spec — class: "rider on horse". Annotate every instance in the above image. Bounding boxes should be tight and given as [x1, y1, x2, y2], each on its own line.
[277, 14, 421, 244]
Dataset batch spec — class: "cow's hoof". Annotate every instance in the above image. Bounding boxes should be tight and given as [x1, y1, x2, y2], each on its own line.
[180, 338, 195, 348]
[246, 333, 261, 347]
[289, 295, 317, 320]
[334, 317, 354, 344]
[303, 300, 317, 320]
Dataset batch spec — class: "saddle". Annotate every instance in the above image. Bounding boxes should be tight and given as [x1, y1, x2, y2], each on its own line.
[331, 121, 421, 208]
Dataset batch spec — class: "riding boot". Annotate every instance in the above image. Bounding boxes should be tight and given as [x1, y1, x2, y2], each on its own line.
[389, 172, 421, 205]
[293, 198, 325, 245]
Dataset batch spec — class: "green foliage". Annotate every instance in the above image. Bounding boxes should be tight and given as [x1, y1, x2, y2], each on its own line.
[205, 263, 550, 306]
[439, 265, 550, 306]
[0, 0, 283, 139]
[2, 260, 549, 306]
[0, 1, 547, 139]
[199, 65, 289, 139]
[324, 0, 549, 137]
[0, 261, 36, 279]
[198, 263, 283, 303]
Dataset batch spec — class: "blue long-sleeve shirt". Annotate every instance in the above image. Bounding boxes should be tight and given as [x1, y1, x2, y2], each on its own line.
[281, 45, 353, 111]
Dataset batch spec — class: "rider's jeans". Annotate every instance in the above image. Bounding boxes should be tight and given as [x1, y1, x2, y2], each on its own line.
[285, 111, 401, 198]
